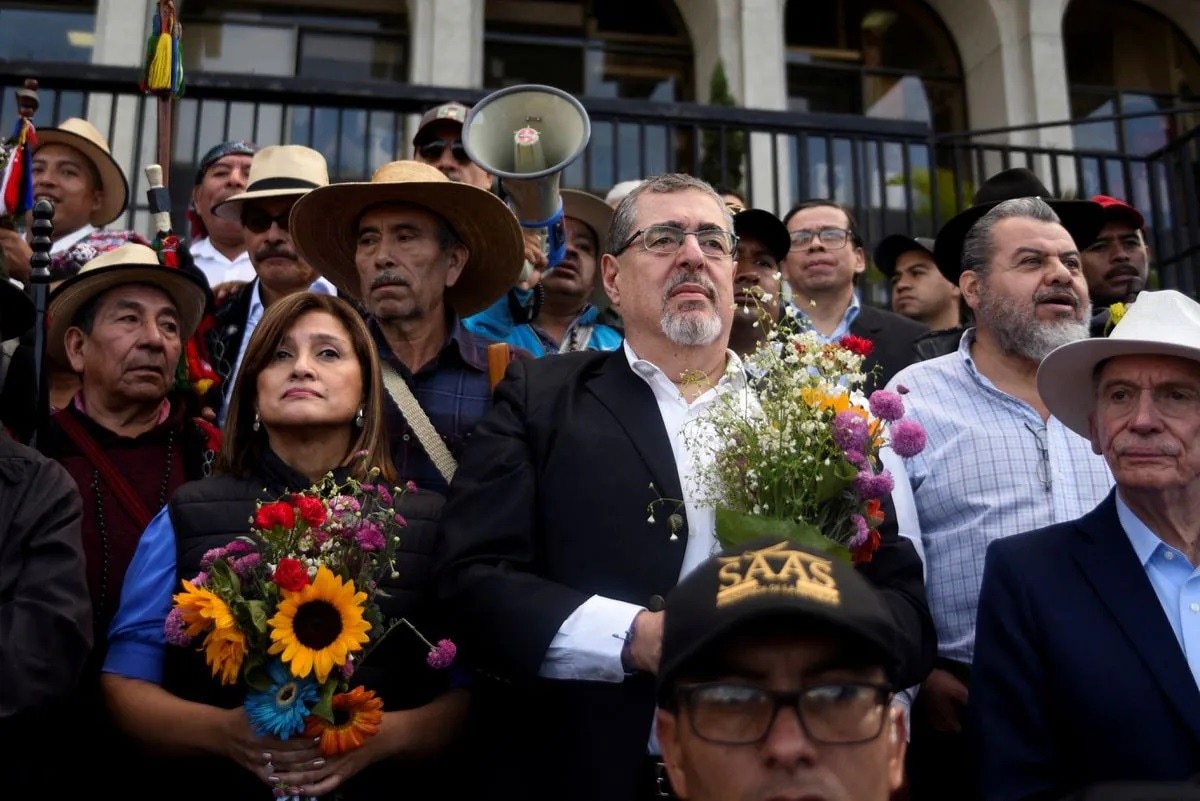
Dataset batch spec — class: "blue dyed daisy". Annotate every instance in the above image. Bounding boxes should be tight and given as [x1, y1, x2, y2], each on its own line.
[245, 660, 320, 739]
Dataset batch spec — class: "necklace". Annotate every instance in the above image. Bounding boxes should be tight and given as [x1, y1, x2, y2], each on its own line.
[676, 367, 714, 387]
[92, 430, 176, 626]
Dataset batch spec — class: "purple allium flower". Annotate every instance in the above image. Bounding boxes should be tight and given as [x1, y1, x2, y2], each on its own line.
[190, 571, 209, 587]
[844, 450, 868, 470]
[376, 486, 393, 506]
[890, 418, 927, 458]
[164, 607, 192, 646]
[868, 390, 905, 422]
[854, 469, 895, 500]
[232, 552, 262, 579]
[199, 547, 223, 570]
[848, 514, 869, 547]
[394, 513, 408, 527]
[832, 411, 869, 455]
[355, 521, 386, 551]
[426, 639, 457, 670]
[224, 540, 254, 557]
[406, 480, 419, 494]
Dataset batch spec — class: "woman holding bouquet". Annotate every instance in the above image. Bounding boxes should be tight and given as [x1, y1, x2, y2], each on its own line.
[101, 292, 466, 800]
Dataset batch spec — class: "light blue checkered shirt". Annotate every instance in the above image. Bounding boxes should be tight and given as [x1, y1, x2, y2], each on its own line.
[886, 329, 1114, 663]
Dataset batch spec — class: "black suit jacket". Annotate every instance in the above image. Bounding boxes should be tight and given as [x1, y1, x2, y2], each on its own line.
[850, 304, 928, 391]
[436, 349, 934, 801]
[203, 279, 257, 420]
[971, 492, 1200, 801]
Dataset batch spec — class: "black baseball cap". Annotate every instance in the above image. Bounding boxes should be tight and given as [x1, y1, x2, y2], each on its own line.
[657, 536, 900, 706]
[733, 209, 791, 263]
[873, 234, 936, 279]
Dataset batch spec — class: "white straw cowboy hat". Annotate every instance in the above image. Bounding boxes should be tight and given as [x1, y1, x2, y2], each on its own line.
[47, 243, 208, 365]
[36, 117, 129, 227]
[561, 188, 614, 311]
[1037, 290, 1200, 439]
[211, 145, 330, 220]
[289, 160, 524, 317]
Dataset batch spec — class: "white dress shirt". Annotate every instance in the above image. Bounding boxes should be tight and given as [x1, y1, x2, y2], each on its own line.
[50, 224, 95, 254]
[190, 236, 255, 287]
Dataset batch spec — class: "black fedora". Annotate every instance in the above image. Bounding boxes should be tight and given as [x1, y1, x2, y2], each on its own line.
[933, 168, 1104, 283]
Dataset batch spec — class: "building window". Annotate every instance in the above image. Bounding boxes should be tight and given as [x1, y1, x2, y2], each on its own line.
[0, 2, 95, 64]
[1065, 0, 1200, 155]
[784, 0, 966, 132]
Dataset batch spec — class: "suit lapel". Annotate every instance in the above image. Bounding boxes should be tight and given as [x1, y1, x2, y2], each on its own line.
[1072, 493, 1200, 742]
[585, 352, 685, 507]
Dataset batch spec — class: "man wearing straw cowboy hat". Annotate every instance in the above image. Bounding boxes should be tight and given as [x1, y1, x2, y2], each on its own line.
[464, 188, 623, 355]
[0, 117, 132, 283]
[289, 159, 526, 497]
[205, 144, 336, 425]
[972, 289, 1200, 801]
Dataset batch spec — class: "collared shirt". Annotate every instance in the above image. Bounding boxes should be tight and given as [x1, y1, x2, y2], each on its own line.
[791, 291, 861, 344]
[217, 279, 336, 426]
[50, 224, 95, 254]
[189, 236, 255, 287]
[538, 344, 747, 685]
[370, 315, 497, 497]
[887, 329, 1113, 663]
[1118, 495, 1200, 688]
[464, 290, 623, 356]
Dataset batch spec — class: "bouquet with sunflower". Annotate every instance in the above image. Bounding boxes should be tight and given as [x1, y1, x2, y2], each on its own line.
[686, 312, 927, 564]
[166, 467, 456, 757]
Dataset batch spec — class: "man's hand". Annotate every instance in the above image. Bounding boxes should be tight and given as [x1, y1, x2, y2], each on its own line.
[518, 231, 548, 291]
[624, 609, 664, 675]
[210, 280, 246, 305]
[0, 228, 33, 283]
[919, 667, 969, 733]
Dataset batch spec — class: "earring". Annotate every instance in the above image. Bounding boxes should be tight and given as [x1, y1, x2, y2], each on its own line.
[252, 412, 261, 432]
[354, 408, 364, 428]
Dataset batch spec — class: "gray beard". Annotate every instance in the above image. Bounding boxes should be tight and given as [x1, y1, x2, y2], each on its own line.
[977, 289, 1091, 362]
[661, 308, 723, 347]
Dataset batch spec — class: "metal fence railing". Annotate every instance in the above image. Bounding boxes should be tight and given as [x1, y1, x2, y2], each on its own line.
[2, 59, 1197, 295]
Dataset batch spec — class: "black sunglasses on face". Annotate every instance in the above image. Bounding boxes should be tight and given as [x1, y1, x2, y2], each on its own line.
[241, 207, 290, 234]
[416, 139, 471, 164]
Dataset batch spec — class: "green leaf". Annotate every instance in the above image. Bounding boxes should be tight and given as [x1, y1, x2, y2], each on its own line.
[311, 679, 338, 723]
[715, 507, 851, 562]
[243, 659, 272, 693]
[245, 600, 270, 634]
[814, 459, 856, 504]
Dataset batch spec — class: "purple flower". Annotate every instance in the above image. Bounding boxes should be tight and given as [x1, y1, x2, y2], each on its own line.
[406, 481, 419, 494]
[232, 552, 262, 579]
[844, 450, 868, 470]
[342, 659, 355, 679]
[190, 571, 209, 587]
[849, 514, 869, 547]
[376, 486, 393, 506]
[328, 495, 361, 515]
[426, 639, 457, 670]
[832, 411, 869, 455]
[355, 521, 386, 551]
[224, 540, 254, 557]
[854, 469, 895, 500]
[394, 513, 408, 527]
[896, 385, 910, 395]
[164, 608, 192, 646]
[868, 390, 905, 422]
[199, 547, 223, 570]
[890, 418, 927, 458]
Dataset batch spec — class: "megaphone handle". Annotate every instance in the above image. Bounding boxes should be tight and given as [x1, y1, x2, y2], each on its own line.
[519, 200, 566, 269]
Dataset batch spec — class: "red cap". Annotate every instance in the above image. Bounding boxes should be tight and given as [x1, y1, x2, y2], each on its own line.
[1090, 194, 1145, 230]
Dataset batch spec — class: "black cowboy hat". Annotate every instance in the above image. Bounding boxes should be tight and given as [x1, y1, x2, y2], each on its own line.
[933, 168, 1105, 283]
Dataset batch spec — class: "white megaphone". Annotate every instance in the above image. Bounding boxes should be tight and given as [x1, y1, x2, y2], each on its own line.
[462, 84, 591, 276]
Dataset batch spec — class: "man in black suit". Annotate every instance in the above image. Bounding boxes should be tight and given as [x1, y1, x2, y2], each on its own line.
[781, 200, 927, 390]
[436, 173, 933, 801]
[971, 289, 1200, 800]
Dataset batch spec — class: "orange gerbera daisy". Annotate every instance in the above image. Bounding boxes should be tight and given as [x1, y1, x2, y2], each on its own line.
[267, 565, 370, 683]
[203, 623, 247, 685]
[304, 686, 384, 756]
[173, 580, 235, 638]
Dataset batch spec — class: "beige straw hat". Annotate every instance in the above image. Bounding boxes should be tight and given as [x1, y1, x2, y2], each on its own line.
[212, 145, 330, 220]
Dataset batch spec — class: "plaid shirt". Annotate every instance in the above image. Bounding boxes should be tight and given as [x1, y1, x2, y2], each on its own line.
[886, 329, 1113, 663]
[371, 316, 515, 497]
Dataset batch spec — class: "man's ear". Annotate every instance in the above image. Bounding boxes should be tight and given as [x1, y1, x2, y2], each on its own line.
[64, 327, 88, 373]
[601, 253, 621, 308]
[1088, 413, 1103, 456]
[656, 708, 689, 799]
[443, 243, 469, 288]
[851, 244, 867, 276]
[886, 706, 908, 793]
[960, 270, 982, 312]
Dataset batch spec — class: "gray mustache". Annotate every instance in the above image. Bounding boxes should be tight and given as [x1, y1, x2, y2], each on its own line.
[370, 271, 412, 291]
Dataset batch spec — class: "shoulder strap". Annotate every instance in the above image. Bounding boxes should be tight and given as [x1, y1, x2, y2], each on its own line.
[379, 363, 457, 485]
[53, 411, 154, 530]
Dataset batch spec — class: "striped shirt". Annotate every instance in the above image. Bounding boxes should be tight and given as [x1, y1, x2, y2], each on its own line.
[886, 329, 1113, 663]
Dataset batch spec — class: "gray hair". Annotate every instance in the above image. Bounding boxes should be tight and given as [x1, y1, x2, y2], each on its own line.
[961, 196, 1062, 276]
[607, 173, 734, 256]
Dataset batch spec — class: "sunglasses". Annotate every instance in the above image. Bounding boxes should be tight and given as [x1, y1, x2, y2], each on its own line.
[241, 207, 290, 234]
[416, 139, 471, 164]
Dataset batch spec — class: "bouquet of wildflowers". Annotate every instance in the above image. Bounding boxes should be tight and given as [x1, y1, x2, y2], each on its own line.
[687, 310, 927, 563]
[166, 461, 455, 755]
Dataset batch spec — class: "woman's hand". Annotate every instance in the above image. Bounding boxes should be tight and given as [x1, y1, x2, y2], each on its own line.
[218, 707, 327, 791]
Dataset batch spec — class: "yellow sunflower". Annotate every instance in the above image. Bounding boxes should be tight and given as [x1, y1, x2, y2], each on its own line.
[267, 565, 370, 683]
[173, 580, 235, 638]
[303, 686, 384, 756]
[203, 624, 247, 685]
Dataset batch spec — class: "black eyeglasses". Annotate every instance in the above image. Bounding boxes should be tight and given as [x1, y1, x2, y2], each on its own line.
[416, 139, 471, 164]
[1024, 422, 1053, 492]
[675, 682, 892, 745]
[241, 207, 290, 234]
[789, 227, 856, 251]
[614, 224, 738, 258]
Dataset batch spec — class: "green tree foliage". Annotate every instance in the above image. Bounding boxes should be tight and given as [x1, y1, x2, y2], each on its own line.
[700, 60, 745, 193]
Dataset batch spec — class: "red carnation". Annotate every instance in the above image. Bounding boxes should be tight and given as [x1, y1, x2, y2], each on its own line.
[839, 334, 875, 357]
[851, 529, 881, 565]
[273, 557, 310, 592]
[294, 495, 327, 527]
[255, 501, 295, 531]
